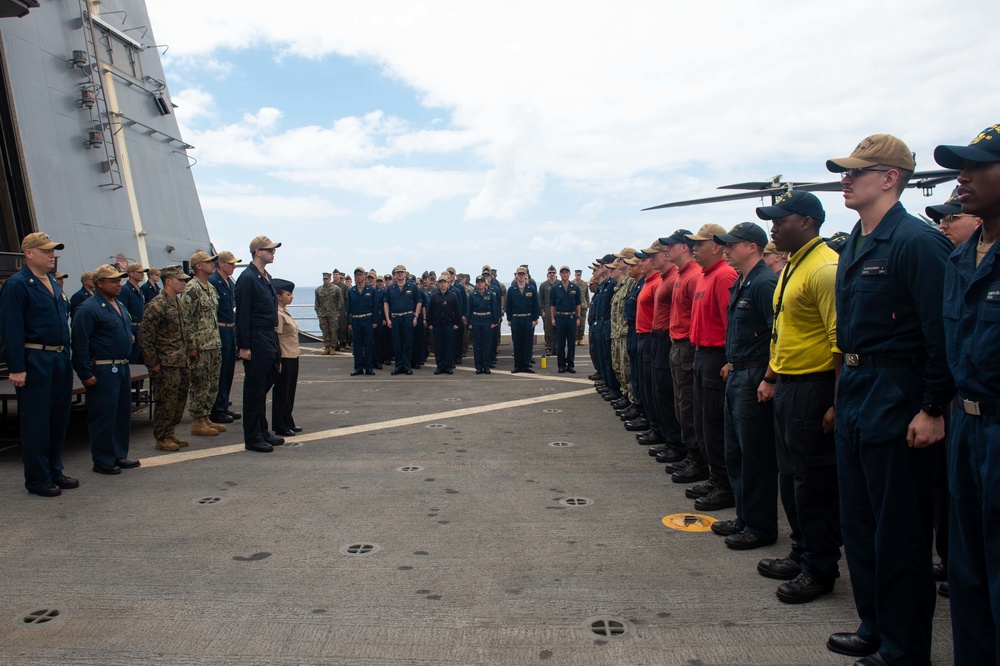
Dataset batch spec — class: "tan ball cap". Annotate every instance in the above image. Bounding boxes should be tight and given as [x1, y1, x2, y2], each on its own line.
[21, 232, 64, 252]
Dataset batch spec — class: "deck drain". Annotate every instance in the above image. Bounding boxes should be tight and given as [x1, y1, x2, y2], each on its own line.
[397, 466, 423, 473]
[543, 408, 563, 414]
[329, 409, 350, 415]
[194, 496, 226, 506]
[425, 423, 448, 429]
[582, 615, 631, 640]
[362, 389, 380, 393]
[443, 397, 462, 402]
[548, 441, 575, 448]
[538, 387, 556, 392]
[340, 543, 381, 556]
[559, 497, 593, 507]
[18, 608, 63, 627]
[661, 513, 717, 532]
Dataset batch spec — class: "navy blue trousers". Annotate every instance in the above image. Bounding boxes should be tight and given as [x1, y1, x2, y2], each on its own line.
[626, 327, 640, 409]
[724, 366, 778, 541]
[554, 314, 576, 370]
[948, 409, 1000, 665]
[510, 318, 533, 370]
[213, 327, 236, 415]
[390, 315, 413, 372]
[17, 348, 72, 492]
[693, 347, 727, 479]
[432, 325, 454, 372]
[351, 318, 374, 372]
[85, 363, 132, 466]
[242, 337, 279, 447]
[471, 322, 492, 371]
[651, 334, 683, 449]
[774, 373, 841, 582]
[836, 366, 936, 665]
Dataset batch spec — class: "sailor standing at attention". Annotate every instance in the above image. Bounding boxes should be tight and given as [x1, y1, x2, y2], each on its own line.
[0, 232, 76, 496]
[183, 251, 225, 438]
[934, 124, 1000, 666]
[140, 267, 161, 303]
[824, 134, 954, 666]
[382, 265, 422, 376]
[347, 267, 378, 376]
[427, 272, 461, 375]
[549, 265, 581, 373]
[468, 274, 499, 374]
[505, 266, 539, 373]
[235, 236, 283, 452]
[72, 264, 140, 475]
[315, 272, 344, 355]
[121, 262, 147, 365]
[209, 250, 241, 424]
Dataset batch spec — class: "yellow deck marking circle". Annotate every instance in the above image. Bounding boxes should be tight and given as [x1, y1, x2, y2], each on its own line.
[661, 513, 718, 532]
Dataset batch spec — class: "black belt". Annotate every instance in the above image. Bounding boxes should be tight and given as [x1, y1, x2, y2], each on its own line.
[672, 337, 690, 345]
[960, 395, 997, 416]
[651, 329, 670, 339]
[694, 345, 725, 352]
[843, 353, 917, 368]
[730, 359, 768, 371]
[777, 370, 835, 383]
[391, 311, 414, 317]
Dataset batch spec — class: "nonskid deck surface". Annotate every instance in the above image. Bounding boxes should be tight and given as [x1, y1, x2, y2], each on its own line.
[0, 347, 953, 665]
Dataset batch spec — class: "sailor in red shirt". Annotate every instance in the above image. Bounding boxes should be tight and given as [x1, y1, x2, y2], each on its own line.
[663, 230, 706, 483]
[686, 224, 739, 510]
[629, 241, 663, 444]
[649, 238, 685, 461]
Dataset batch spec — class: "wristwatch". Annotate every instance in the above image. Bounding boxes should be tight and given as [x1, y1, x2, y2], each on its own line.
[921, 404, 944, 418]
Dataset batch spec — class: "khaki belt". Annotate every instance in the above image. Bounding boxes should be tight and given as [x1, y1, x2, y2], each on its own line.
[961, 396, 996, 417]
[351, 313, 373, 318]
[24, 343, 64, 352]
[555, 311, 575, 315]
[390, 311, 414, 317]
[94, 359, 128, 365]
[511, 313, 532, 317]
[218, 322, 235, 328]
[472, 312, 492, 316]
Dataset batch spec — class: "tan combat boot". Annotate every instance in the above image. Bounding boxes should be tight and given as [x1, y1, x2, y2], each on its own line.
[191, 417, 219, 437]
[155, 439, 180, 452]
[168, 434, 190, 448]
[205, 416, 227, 433]
[322, 347, 330, 355]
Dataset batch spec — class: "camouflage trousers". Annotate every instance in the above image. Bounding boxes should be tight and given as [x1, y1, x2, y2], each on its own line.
[318, 315, 339, 349]
[542, 316, 555, 354]
[577, 309, 587, 342]
[153, 365, 190, 440]
[612, 335, 633, 402]
[188, 348, 221, 419]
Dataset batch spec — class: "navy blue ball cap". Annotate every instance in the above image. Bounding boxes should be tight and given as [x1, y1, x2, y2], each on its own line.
[925, 187, 963, 222]
[600, 253, 616, 265]
[657, 229, 695, 247]
[713, 222, 769, 247]
[756, 190, 826, 223]
[934, 124, 1000, 169]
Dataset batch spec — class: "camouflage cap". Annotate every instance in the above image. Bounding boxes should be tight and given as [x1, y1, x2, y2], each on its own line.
[366, 270, 377, 278]
[160, 265, 191, 281]
[446, 266, 457, 275]
[322, 272, 332, 278]
[21, 232, 64, 252]
[249, 236, 280, 252]
[481, 264, 492, 274]
[190, 250, 217, 266]
[217, 250, 241, 264]
[92, 264, 128, 281]
[439, 269, 451, 280]
[437, 273, 450, 283]
[125, 262, 147, 273]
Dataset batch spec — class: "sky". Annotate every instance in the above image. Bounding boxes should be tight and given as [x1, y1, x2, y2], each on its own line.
[143, 0, 1000, 288]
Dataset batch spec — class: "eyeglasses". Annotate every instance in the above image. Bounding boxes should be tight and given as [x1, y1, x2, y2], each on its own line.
[258, 248, 276, 253]
[940, 214, 973, 224]
[840, 167, 893, 180]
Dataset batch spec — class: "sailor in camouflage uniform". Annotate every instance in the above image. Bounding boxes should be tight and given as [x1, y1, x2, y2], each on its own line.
[314, 272, 343, 355]
[140, 266, 192, 452]
[182, 251, 224, 437]
[611, 255, 638, 405]
[574, 269, 590, 345]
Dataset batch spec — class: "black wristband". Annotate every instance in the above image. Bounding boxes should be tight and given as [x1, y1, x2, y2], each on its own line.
[762, 376, 777, 384]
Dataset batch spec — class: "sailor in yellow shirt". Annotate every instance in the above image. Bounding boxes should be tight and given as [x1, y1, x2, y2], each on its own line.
[754, 190, 843, 606]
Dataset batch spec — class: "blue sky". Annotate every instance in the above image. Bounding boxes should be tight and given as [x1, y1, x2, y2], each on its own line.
[144, 0, 1000, 287]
